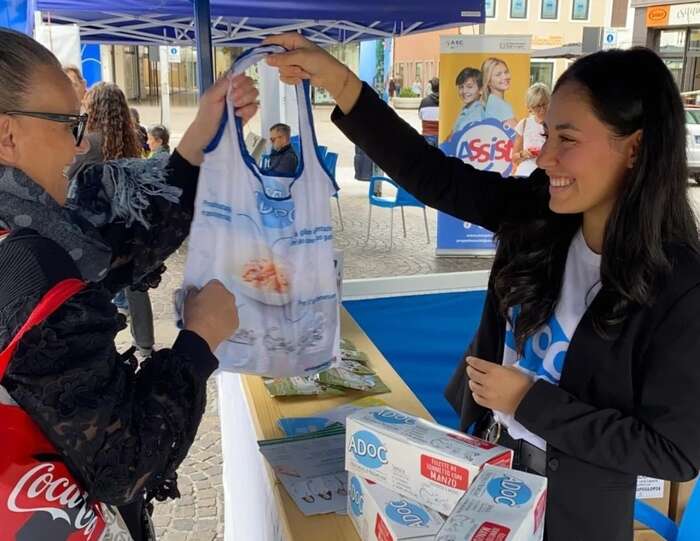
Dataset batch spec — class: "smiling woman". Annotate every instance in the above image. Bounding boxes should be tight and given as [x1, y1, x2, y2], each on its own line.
[263, 32, 700, 540]
[0, 28, 258, 540]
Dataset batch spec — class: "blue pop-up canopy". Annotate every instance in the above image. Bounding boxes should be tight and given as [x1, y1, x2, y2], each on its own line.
[36, 0, 484, 46]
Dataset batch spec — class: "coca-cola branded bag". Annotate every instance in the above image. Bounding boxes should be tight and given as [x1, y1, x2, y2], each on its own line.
[0, 278, 133, 541]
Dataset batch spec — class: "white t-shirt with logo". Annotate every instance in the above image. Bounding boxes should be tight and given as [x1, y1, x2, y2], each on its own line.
[495, 228, 602, 450]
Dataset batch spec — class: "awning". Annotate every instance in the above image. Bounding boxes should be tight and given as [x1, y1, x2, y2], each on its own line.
[532, 43, 583, 59]
[36, 0, 484, 45]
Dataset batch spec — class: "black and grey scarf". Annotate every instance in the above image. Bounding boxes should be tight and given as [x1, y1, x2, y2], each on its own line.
[0, 160, 181, 282]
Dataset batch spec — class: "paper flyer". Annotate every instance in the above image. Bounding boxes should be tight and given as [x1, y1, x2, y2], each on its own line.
[258, 425, 347, 515]
[277, 396, 388, 436]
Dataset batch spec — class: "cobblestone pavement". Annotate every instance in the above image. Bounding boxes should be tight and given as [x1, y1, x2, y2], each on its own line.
[121, 102, 700, 540]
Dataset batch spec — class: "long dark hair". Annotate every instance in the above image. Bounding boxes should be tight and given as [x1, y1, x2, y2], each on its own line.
[494, 47, 700, 353]
[84, 83, 142, 160]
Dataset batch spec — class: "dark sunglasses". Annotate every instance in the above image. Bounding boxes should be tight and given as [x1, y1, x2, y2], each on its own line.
[1, 111, 88, 146]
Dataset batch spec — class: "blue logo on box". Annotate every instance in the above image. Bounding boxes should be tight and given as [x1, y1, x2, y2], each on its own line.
[349, 476, 364, 517]
[385, 500, 431, 528]
[487, 475, 532, 507]
[371, 410, 416, 425]
[349, 430, 388, 469]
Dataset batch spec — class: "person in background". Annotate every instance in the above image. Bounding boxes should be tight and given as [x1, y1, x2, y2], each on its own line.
[481, 57, 517, 129]
[63, 65, 87, 105]
[512, 83, 551, 177]
[265, 122, 298, 175]
[71, 82, 156, 358]
[411, 78, 422, 97]
[418, 77, 440, 146]
[266, 32, 700, 541]
[148, 124, 171, 159]
[130, 106, 149, 155]
[388, 77, 396, 98]
[451, 67, 484, 135]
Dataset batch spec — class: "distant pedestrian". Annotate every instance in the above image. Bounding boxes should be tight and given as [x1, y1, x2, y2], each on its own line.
[130, 106, 149, 155]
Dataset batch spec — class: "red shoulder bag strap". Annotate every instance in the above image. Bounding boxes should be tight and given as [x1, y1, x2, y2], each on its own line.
[0, 278, 86, 380]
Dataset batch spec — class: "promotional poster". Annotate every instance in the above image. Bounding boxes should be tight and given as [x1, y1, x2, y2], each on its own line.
[437, 35, 532, 256]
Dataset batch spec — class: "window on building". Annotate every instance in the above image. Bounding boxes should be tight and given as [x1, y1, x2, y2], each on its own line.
[571, 0, 590, 21]
[663, 59, 684, 88]
[688, 29, 700, 54]
[485, 0, 496, 18]
[541, 0, 558, 19]
[530, 61, 554, 88]
[659, 30, 686, 56]
[510, 0, 527, 19]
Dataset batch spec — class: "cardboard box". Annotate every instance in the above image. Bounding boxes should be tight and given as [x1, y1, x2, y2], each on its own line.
[345, 406, 513, 515]
[633, 529, 664, 541]
[634, 477, 670, 530]
[436, 464, 547, 541]
[348, 473, 445, 541]
[669, 476, 698, 523]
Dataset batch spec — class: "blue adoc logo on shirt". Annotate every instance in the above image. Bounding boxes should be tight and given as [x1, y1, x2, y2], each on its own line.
[487, 475, 532, 507]
[505, 308, 569, 384]
[385, 500, 431, 528]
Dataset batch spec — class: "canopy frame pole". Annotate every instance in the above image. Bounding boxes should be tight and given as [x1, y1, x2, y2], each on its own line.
[193, 0, 215, 94]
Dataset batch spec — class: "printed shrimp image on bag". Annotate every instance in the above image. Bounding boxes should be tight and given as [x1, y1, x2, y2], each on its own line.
[180, 45, 340, 377]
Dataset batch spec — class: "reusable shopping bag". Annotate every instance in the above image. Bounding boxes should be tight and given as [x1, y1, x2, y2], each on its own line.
[180, 45, 340, 377]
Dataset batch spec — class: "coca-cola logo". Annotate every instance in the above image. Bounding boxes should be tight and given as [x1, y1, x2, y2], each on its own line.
[8, 463, 105, 540]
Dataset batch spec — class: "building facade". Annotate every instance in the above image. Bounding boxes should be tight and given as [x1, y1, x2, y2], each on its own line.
[101, 42, 360, 107]
[482, 0, 608, 88]
[393, 28, 460, 96]
[393, 0, 627, 96]
[632, 1, 700, 92]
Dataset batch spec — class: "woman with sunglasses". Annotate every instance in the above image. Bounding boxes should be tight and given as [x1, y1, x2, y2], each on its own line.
[0, 29, 257, 540]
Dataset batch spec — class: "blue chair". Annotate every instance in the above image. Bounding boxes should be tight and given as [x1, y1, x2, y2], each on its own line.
[324, 152, 344, 231]
[260, 153, 271, 169]
[367, 175, 430, 249]
[634, 480, 700, 540]
[290, 135, 300, 157]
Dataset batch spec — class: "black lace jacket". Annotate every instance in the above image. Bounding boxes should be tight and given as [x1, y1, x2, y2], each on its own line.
[0, 152, 215, 518]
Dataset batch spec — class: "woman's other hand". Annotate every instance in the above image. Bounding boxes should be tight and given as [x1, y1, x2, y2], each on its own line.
[177, 74, 258, 165]
[466, 356, 534, 415]
[264, 33, 362, 114]
[184, 279, 239, 351]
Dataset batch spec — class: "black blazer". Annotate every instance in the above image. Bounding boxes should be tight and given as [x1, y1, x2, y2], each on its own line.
[333, 83, 700, 541]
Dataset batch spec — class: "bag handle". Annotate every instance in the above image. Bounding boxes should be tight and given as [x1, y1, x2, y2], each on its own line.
[225, 45, 319, 173]
[229, 44, 287, 76]
[0, 278, 85, 380]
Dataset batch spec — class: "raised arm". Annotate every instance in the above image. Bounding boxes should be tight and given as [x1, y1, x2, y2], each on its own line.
[331, 83, 550, 232]
[265, 33, 551, 233]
